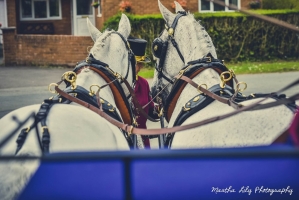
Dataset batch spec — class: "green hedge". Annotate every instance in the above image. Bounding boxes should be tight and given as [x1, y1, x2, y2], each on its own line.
[103, 10, 299, 64]
[262, 0, 299, 10]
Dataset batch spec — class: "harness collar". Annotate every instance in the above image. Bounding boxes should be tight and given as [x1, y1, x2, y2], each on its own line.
[164, 55, 233, 122]
[73, 60, 134, 125]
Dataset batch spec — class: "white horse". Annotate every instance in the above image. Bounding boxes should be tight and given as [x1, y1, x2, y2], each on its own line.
[150, 1, 296, 149]
[0, 14, 135, 199]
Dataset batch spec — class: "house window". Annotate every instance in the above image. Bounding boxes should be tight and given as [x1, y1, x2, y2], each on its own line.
[20, 0, 61, 20]
[199, 0, 240, 12]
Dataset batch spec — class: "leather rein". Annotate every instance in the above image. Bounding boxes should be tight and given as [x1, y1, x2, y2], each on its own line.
[56, 11, 299, 137]
[54, 69, 299, 137]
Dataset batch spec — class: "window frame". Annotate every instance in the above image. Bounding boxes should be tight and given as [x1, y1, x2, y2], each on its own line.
[198, 0, 241, 12]
[20, 0, 62, 21]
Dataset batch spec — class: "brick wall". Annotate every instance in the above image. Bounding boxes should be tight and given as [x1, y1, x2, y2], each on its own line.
[241, 0, 253, 9]
[2, 28, 17, 65]
[2, 0, 255, 66]
[99, 0, 253, 29]
[3, 30, 93, 66]
[101, 0, 199, 25]
[7, 0, 16, 27]
[54, 0, 72, 35]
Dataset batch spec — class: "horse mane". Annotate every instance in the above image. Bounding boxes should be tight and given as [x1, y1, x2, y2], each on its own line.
[91, 29, 115, 51]
[180, 12, 217, 62]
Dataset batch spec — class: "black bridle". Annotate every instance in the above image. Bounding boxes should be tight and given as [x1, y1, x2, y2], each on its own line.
[153, 11, 187, 84]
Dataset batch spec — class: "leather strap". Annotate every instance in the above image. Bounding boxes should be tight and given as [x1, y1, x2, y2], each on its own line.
[177, 75, 243, 110]
[54, 77, 299, 136]
[178, 75, 299, 111]
[121, 77, 160, 122]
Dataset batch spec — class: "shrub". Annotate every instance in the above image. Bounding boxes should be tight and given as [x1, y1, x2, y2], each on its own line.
[103, 11, 299, 63]
[249, 1, 261, 9]
[262, 0, 299, 10]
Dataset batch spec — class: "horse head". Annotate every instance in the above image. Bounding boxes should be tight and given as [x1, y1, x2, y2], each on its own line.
[149, 1, 296, 150]
[151, 0, 219, 104]
[0, 14, 137, 200]
[84, 14, 134, 97]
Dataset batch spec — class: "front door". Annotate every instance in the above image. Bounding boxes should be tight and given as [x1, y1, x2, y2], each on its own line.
[73, 0, 94, 36]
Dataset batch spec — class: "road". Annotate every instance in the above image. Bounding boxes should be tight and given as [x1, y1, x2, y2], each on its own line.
[1, 66, 299, 148]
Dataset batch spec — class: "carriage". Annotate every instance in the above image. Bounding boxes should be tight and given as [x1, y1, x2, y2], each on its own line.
[0, 1, 299, 199]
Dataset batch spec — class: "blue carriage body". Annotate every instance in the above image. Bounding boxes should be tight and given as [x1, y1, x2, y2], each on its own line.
[19, 145, 299, 200]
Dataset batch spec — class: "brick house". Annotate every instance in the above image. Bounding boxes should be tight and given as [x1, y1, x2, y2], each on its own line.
[0, 0, 257, 66]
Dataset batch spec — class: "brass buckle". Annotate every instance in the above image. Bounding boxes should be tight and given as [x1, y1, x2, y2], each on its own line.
[176, 65, 191, 79]
[41, 126, 48, 132]
[128, 126, 134, 135]
[133, 117, 139, 127]
[158, 107, 164, 117]
[168, 28, 174, 36]
[106, 66, 120, 78]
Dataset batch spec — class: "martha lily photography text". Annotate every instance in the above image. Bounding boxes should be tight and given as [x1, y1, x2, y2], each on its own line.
[211, 186, 293, 196]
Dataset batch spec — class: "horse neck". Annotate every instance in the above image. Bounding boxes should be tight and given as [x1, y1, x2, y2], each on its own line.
[75, 70, 116, 105]
[163, 20, 218, 99]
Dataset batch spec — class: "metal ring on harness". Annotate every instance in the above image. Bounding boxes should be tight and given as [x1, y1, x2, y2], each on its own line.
[48, 83, 58, 94]
[89, 84, 101, 96]
[236, 82, 247, 92]
[63, 71, 77, 82]
[220, 71, 233, 82]
[87, 46, 92, 53]
[63, 71, 77, 90]
[197, 84, 207, 94]
[220, 71, 233, 88]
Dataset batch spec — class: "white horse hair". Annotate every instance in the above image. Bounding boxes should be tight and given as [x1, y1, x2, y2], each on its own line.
[0, 14, 135, 199]
[151, 0, 295, 149]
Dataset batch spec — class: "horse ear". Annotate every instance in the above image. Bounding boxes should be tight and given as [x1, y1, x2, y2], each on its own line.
[87, 18, 102, 42]
[117, 14, 131, 39]
[158, 0, 175, 27]
[174, 1, 185, 13]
